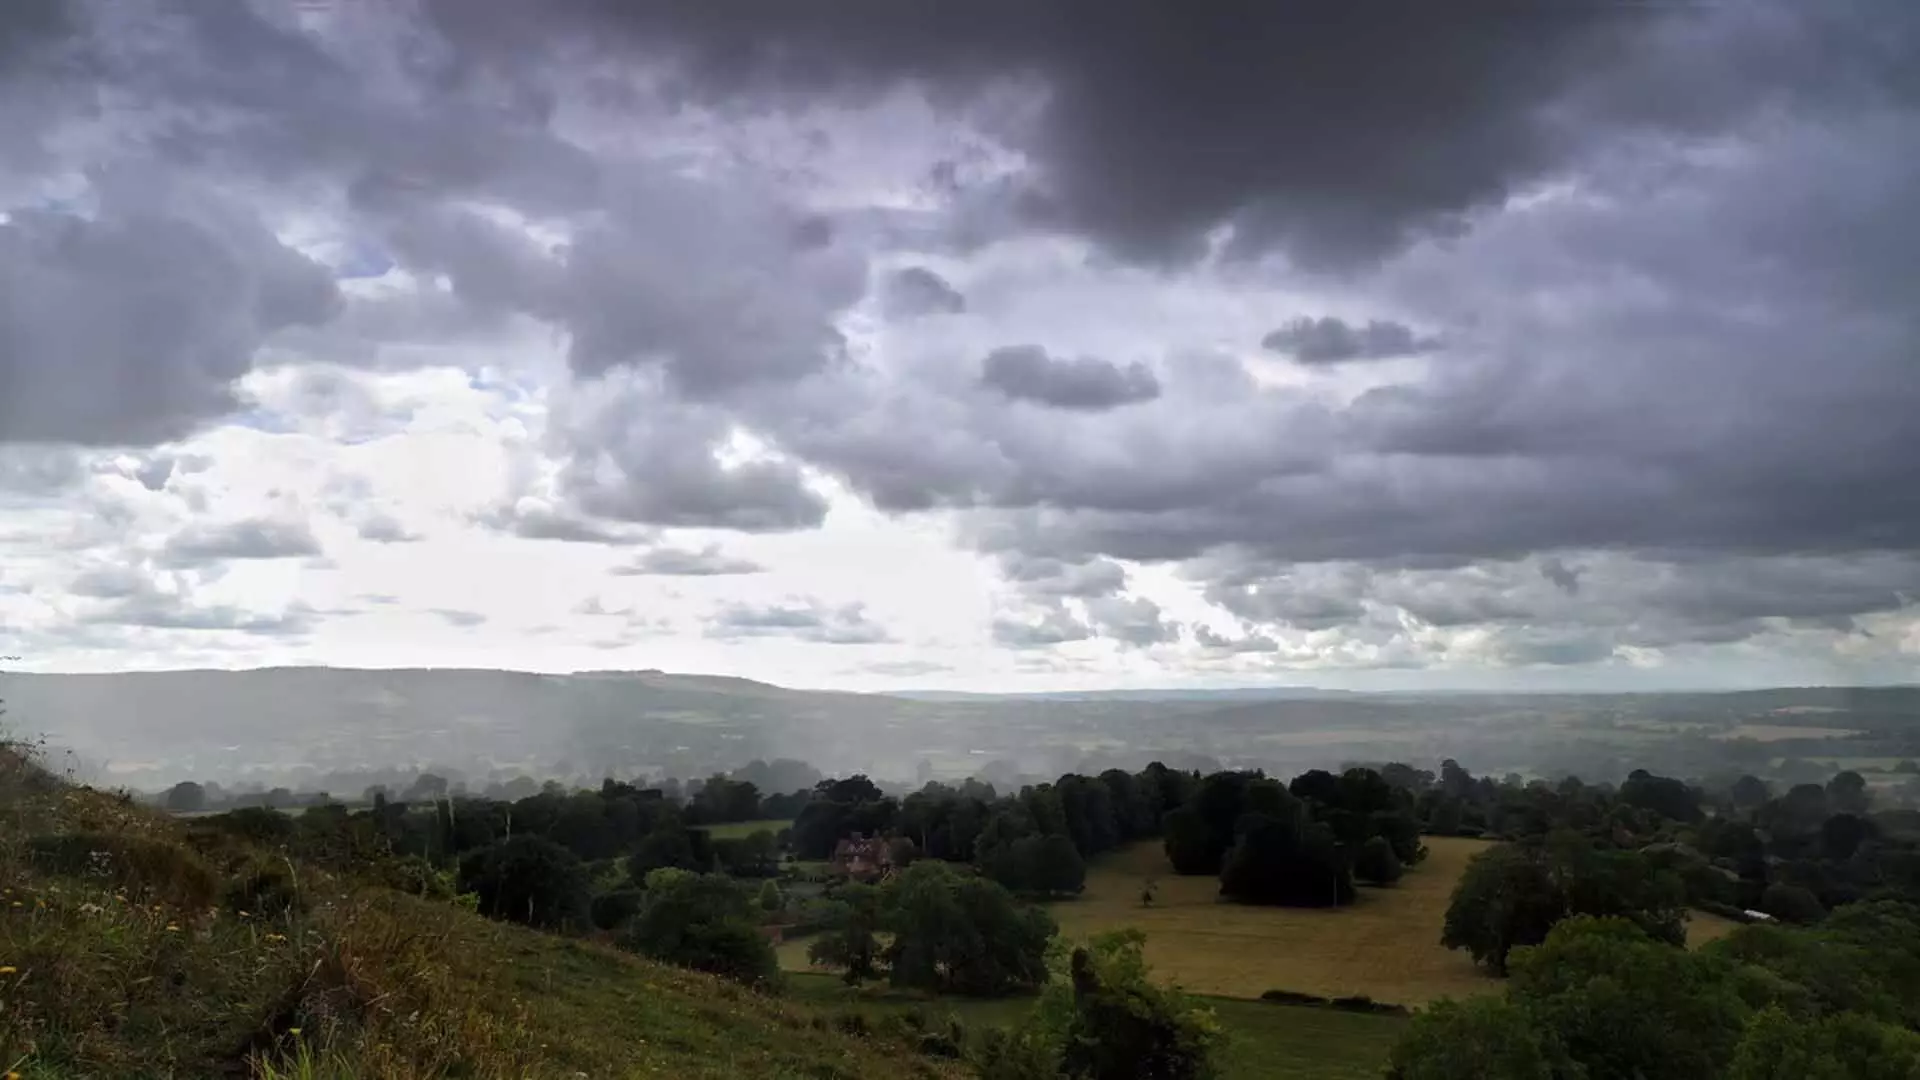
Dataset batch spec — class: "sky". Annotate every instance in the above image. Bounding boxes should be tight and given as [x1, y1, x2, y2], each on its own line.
[2, 0, 1919, 692]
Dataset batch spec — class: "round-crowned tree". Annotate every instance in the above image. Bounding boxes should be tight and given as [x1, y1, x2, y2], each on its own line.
[457, 834, 591, 931]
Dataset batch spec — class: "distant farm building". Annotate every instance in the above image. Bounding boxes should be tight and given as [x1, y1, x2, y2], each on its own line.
[830, 834, 894, 881]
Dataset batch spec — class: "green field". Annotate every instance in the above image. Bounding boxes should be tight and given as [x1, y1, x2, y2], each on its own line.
[786, 972, 1404, 1080]
[700, 818, 793, 839]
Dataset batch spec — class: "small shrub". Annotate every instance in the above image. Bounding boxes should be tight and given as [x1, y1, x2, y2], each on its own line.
[1260, 988, 1331, 1007]
[1330, 994, 1410, 1016]
[28, 831, 220, 910]
[208, 806, 298, 847]
[917, 1029, 964, 1059]
[590, 887, 646, 931]
[1761, 883, 1826, 926]
[833, 1010, 872, 1038]
[224, 858, 306, 918]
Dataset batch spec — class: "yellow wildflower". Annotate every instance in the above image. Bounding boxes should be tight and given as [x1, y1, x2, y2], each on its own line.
[165, 923, 180, 932]
[0, 965, 17, 974]
[288, 1027, 303, 1037]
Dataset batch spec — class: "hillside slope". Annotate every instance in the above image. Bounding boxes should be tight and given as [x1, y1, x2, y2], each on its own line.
[0, 742, 960, 1080]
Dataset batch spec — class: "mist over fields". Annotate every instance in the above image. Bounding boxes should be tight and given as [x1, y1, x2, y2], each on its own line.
[6, 667, 1915, 800]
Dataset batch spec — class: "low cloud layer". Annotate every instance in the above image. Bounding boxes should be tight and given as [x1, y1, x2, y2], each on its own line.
[708, 599, 892, 645]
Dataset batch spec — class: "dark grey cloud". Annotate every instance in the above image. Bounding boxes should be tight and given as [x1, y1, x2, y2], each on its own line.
[991, 606, 1093, 649]
[428, 1, 1920, 268]
[1187, 552, 1920, 663]
[0, 447, 84, 495]
[707, 599, 891, 644]
[0, 185, 340, 446]
[551, 373, 829, 533]
[421, 1, 1635, 265]
[979, 346, 1159, 411]
[1540, 557, 1582, 596]
[997, 553, 1126, 599]
[1206, 564, 1370, 632]
[882, 266, 966, 318]
[10, 0, 1920, 674]
[159, 518, 321, 567]
[611, 544, 765, 577]
[1083, 594, 1180, 648]
[1261, 316, 1440, 365]
[1194, 625, 1278, 655]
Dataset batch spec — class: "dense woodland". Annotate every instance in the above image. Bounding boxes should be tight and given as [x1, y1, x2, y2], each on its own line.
[157, 744, 1920, 1078]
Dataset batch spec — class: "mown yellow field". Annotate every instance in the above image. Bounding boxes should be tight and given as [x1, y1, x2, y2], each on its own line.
[1043, 836, 1500, 1004]
[776, 835, 1745, 1005]
[1048, 836, 1743, 1004]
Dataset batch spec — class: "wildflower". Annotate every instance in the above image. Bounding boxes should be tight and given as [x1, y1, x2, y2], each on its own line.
[238, 910, 251, 918]
[0, 965, 17, 974]
[165, 923, 180, 932]
[288, 1027, 302, 1037]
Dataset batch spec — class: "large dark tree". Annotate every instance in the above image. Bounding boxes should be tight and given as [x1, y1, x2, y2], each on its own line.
[1218, 811, 1354, 908]
[457, 834, 591, 931]
[1441, 838, 1685, 974]
[623, 869, 779, 986]
[882, 861, 1054, 997]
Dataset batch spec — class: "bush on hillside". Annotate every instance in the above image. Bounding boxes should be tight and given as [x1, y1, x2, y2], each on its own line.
[28, 831, 220, 910]
[1761, 882, 1827, 926]
[591, 886, 646, 931]
[623, 870, 780, 987]
[223, 857, 306, 918]
[1355, 835, 1405, 886]
[206, 806, 298, 847]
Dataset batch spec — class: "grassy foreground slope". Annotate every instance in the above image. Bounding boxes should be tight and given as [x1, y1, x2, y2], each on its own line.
[0, 746, 958, 1080]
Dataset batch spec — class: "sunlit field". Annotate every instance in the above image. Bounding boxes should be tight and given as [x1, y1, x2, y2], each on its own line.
[1044, 836, 1499, 1003]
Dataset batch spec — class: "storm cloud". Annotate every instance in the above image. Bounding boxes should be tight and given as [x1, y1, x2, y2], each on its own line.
[1262, 316, 1439, 365]
[4, 0, 1919, 679]
[979, 346, 1161, 412]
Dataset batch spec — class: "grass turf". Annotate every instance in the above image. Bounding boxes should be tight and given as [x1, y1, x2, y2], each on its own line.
[785, 972, 1405, 1080]
[0, 745, 958, 1080]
